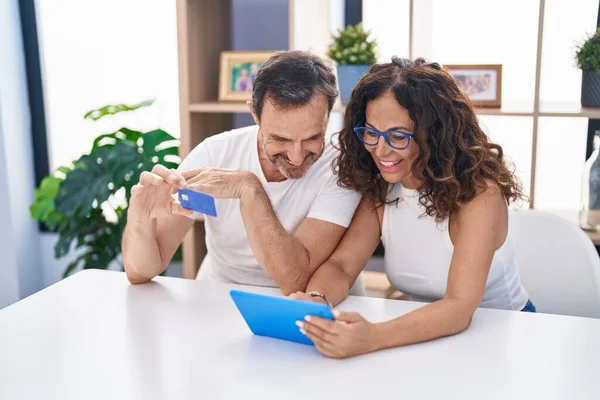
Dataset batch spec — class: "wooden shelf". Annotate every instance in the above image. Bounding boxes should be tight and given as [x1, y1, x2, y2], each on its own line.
[188, 101, 600, 119]
[473, 102, 534, 117]
[189, 102, 250, 113]
[176, 0, 233, 279]
[188, 101, 531, 116]
[538, 103, 600, 118]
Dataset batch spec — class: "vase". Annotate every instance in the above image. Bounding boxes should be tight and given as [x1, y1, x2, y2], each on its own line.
[580, 130, 600, 231]
[581, 71, 600, 107]
[337, 64, 371, 105]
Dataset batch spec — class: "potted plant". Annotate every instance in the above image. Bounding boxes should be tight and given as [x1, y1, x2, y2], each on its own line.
[327, 23, 378, 105]
[576, 27, 600, 107]
[30, 100, 182, 278]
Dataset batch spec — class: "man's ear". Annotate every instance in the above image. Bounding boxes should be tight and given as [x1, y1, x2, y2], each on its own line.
[247, 101, 260, 126]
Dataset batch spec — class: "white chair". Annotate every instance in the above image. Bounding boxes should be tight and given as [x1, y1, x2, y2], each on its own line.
[509, 209, 600, 318]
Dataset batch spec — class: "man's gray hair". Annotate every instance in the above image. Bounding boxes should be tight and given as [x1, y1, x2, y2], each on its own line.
[251, 50, 338, 121]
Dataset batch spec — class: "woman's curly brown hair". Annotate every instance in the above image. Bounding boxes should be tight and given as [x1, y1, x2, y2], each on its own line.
[334, 57, 524, 222]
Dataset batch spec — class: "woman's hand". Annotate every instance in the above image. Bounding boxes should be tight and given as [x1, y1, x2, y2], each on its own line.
[298, 311, 381, 359]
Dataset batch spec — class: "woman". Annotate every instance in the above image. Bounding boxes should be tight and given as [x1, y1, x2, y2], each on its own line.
[291, 57, 534, 359]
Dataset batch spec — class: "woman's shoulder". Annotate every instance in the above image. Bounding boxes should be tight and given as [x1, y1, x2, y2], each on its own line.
[451, 180, 507, 224]
[465, 180, 506, 210]
[453, 180, 509, 247]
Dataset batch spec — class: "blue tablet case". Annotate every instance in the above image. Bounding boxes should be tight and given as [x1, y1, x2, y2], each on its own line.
[229, 289, 334, 346]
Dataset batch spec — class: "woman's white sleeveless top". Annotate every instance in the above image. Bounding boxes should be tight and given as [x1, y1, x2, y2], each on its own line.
[381, 184, 529, 310]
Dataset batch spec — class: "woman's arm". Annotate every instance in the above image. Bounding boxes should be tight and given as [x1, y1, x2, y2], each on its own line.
[291, 195, 382, 306]
[301, 185, 509, 358]
[376, 185, 508, 348]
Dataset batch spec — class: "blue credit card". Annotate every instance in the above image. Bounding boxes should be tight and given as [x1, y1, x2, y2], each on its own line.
[177, 188, 217, 217]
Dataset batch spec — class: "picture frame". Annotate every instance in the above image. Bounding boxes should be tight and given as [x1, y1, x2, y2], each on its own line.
[444, 64, 502, 108]
[218, 51, 275, 101]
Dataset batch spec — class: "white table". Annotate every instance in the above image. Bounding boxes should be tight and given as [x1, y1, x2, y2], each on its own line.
[1, 270, 599, 400]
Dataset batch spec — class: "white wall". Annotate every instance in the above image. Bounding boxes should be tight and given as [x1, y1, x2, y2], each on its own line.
[33, 0, 180, 286]
[35, 0, 181, 171]
[290, 0, 345, 56]
[0, 106, 21, 309]
[0, 0, 44, 307]
[289, 0, 345, 132]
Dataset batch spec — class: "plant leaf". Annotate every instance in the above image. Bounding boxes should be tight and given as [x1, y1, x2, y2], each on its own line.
[55, 228, 76, 259]
[141, 129, 180, 168]
[58, 208, 125, 277]
[55, 142, 139, 217]
[84, 100, 155, 121]
[93, 127, 143, 149]
[62, 256, 85, 279]
[327, 23, 377, 65]
[40, 100, 182, 280]
[29, 174, 64, 229]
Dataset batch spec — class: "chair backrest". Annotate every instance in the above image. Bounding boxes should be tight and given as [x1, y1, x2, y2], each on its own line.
[509, 209, 600, 318]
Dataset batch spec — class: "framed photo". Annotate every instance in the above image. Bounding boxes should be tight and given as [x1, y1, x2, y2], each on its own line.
[444, 64, 502, 108]
[218, 51, 274, 101]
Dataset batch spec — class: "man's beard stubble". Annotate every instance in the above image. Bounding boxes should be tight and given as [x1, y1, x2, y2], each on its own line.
[263, 142, 324, 180]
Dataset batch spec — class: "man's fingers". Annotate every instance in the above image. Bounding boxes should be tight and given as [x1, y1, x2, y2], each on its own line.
[131, 184, 143, 196]
[163, 168, 186, 189]
[181, 168, 208, 180]
[140, 171, 164, 186]
[170, 202, 194, 217]
[146, 165, 186, 190]
[186, 182, 215, 196]
[170, 169, 187, 189]
[151, 164, 172, 179]
[151, 164, 176, 179]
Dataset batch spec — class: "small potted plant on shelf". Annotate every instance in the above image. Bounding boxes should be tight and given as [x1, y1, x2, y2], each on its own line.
[576, 27, 600, 107]
[327, 23, 378, 105]
[29, 100, 182, 278]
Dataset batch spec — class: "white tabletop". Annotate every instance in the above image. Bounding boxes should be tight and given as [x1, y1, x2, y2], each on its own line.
[1, 270, 599, 400]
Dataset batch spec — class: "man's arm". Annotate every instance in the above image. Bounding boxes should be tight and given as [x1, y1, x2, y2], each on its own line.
[123, 140, 214, 284]
[183, 167, 361, 294]
[123, 215, 194, 283]
[239, 180, 350, 294]
[289, 196, 382, 305]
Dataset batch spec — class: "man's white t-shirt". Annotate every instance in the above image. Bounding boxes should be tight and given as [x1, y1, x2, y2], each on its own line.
[177, 125, 361, 287]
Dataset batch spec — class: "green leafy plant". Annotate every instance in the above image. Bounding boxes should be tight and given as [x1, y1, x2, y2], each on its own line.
[30, 100, 181, 278]
[576, 28, 600, 73]
[327, 23, 377, 65]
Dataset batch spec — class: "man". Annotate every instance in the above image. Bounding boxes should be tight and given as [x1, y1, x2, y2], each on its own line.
[122, 51, 361, 294]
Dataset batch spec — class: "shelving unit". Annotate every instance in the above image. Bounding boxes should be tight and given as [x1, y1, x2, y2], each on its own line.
[175, 0, 343, 279]
[176, 0, 234, 279]
[188, 100, 600, 119]
[176, 0, 598, 279]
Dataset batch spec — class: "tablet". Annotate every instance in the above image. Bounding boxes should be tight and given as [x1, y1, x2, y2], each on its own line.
[229, 289, 334, 346]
